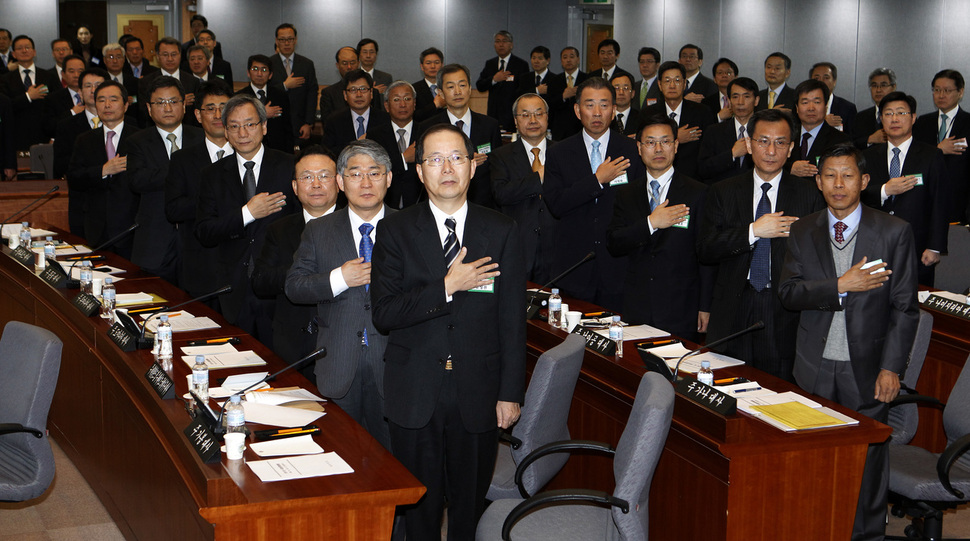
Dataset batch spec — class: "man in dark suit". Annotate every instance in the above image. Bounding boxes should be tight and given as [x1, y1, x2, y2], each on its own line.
[185, 45, 232, 96]
[123, 37, 157, 80]
[544, 77, 645, 311]
[286, 141, 393, 448]
[638, 61, 717, 179]
[633, 47, 662, 110]
[611, 72, 639, 136]
[55, 68, 105, 234]
[257, 145, 339, 376]
[357, 38, 392, 102]
[698, 108, 825, 381]
[853, 68, 896, 150]
[608, 114, 714, 341]
[412, 47, 445, 123]
[588, 39, 633, 83]
[780, 143, 918, 541]
[138, 37, 200, 127]
[165, 82, 234, 302]
[43, 55, 85, 139]
[516, 46, 554, 101]
[236, 54, 293, 154]
[0, 29, 12, 75]
[786, 79, 850, 180]
[417, 64, 501, 208]
[491, 93, 558, 283]
[475, 30, 529, 132]
[195, 30, 232, 84]
[196, 94, 296, 344]
[322, 69, 388, 156]
[679, 44, 718, 102]
[127, 76, 203, 283]
[49, 39, 73, 88]
[862, 92, 948, 286]
[319, 46, 363, 124]
[102, 43, 139, 102]
[913, 69, 970, 223]
[67, 80, 139, 257]
[547, 46, 588, 141]
[368, 80, 424, 209]
[181, 14, 223, 60]
[698, 77, 758, 185]
[371, 123, 524, 541]
[702, 57, 738, 122]
[811, 62, 858, 135]
[755, 52, 796, 112]
[0, 94, 14, 180]
[269, 24, 318, 142]
[0, 35, 56, 150]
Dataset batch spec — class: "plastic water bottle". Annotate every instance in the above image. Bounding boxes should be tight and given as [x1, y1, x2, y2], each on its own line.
[698, 360, 714, 386]
[43, 236, 55, 261]
[226, 395, 246, 433]
[100, 277, 115, 318]
[609, 315, 623, 357]
[192, 355, 209, 402]
[548, 288, 562, 328]
[18, 222, 30, 248]
[79, 261, 93, 293]
[156, 314, 173, 362]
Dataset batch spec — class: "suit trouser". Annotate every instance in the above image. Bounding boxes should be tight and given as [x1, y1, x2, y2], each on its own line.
[389, 371, 498, 541]
[330, 343, 391, 452]
[809, 358, 889, 541]
[725, 284, 794, 382]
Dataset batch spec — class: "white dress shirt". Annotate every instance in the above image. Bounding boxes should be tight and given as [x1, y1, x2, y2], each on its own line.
[237, 144, 265, 226]
[329, 206, 385, 295]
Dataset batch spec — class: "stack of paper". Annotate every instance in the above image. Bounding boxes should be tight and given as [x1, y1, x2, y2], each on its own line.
[145, 310, 220, 332]
[735, 388, 857, 431]
[247, 452, 353, 482]
[1, 225, 56, 239]
[593, 324, 670, 341]
[646, 342, 746, 374]
[249, 434, 324, 458]
[180, 350, 267, 370]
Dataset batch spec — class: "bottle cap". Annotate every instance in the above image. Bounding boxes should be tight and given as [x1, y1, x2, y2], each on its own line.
[105, 277, 112, 284]
[551, 288, 559, 294]
[612, 315, 621, 322]
[195, 355, 205, 364]
[160, 314, 169, 322]
[46, 236, 52, 241]
[230, 394, 241, 403]
[700, 360, 711, 368]
[21, 222, 28, 226]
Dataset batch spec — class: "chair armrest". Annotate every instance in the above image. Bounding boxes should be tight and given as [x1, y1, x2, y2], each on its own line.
[502, 488, 629, 541]
[0, 423, 44, 438]
[499, 429, 522, 450]
[936, 432, 970, 499]
[889, 394, 944, 410]
[514, 439, 615, 498]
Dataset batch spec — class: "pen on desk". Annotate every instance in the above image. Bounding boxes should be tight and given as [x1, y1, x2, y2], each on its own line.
[733, 387, 763, 394]
[584, 311, 614, 318]
[715, 377, 744, 385]
[640, 339, 678, 348]
[185, 337, 241, 347]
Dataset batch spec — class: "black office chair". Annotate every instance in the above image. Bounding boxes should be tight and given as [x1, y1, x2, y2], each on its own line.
[889, 310, 934, 446]
[0, 321, 63, 502]
[476, 372, 675, 541]
[886, 353, 970, 541]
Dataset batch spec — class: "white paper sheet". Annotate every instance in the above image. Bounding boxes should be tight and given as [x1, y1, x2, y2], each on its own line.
[246, 388, 327, 406]
[1, 225, 56, 239]
[249, 434, 324, 458]
[666, 351, 745, 374]
[593, 324, 669, 341]
[246, 452, 353, 482]
[240, 402, 324, 428]
[181, 351, 266, 370]
[116, 292, 155, 306]
[180, 343, 238, 356]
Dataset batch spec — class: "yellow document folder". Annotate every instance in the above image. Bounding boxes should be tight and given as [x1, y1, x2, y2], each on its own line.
[751, 401, 848, 430]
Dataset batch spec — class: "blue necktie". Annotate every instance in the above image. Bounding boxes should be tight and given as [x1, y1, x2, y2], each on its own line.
[590, 140, 602, 173]
[443, 218, 459, 268]
[356, 116, 366, 138]
[649, 180, 661, 212]
[749, 183, 772, 291]
[889, 147, 901, 204]
[359, 222, 374, 345]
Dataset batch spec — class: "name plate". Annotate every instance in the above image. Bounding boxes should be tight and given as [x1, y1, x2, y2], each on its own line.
[40, 265, 68, 288]
[10, 246, 34, 266]
[922, 294, 970, 321]
[675, 378, 737, 416]
[571, 325, 617, 356]
[107, 322, 138, 352]
[72, 292, 101, 317]
[183, 418, 221, 464]
[144, 361, 175, 400]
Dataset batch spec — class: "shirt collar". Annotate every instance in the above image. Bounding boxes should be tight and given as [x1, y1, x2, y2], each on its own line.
[890, 136, 914, 155]
[753, 168, 782, 186]
[647, 166, 675, 186]
[250, 82, 267, 93]
[155, 124, 183, 146]
[204, 137, 233, 162]
[801, 122, 823, 139]
[347, 205, 385, 230]
[665, 100, 684, 118]
[941, 104, 961, 117]
[827, 202, 863, 238]
[304, 204, 337, 223]
[446, 108, 472, 127]
[235, 144, 265, 168]
[161, 68, 178, 78]
[582, 127, 611, 150]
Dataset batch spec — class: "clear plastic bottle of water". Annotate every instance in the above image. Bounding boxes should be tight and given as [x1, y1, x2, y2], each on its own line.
[226, 395, 246, 434]
[18, 222, 30, 248]
[100, 277, 115, 318]
[43, 236, 55, 261]
[609, 315, 623, 358]
[79, 261, 93, 293]
[192, 355, 209, 402]
[698, 360, 714, 386]
[548, 288, 562, 328]
[156, 314, 173, 362]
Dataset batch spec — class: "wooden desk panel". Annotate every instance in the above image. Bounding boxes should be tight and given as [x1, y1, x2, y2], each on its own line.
[0, 180, 68, 231]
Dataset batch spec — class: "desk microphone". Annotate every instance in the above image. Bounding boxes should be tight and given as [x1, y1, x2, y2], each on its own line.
[198, 347, 327, 437]
[62, 223, 141, 288]
[526, 251, 595, 319]
[0, 184, 59, 230]
[134, 285, 233, 349]
[670, 321, 765, 382]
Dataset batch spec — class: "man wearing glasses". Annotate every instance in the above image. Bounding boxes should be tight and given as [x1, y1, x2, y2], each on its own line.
[0, 35, 57, 150]
[853, 68, 896, 150]
[196, 94, 295, 344]
[127, 76, 202, 284]
[610, 72, 638, 136]
[323, 69, 387, 156]
[368, 80, 423, 209]
[236, 54, 293, 153]
[286, 141, 392, 445]
[371, 123, 524, 540]
[269, 24, 317, 142]
[138, 37, 199, 128]
[698, 108, 824, 382]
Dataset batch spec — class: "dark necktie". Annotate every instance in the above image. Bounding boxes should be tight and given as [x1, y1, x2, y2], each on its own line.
[939, 113, 949, 144]
[737, 125, 746, 168]
[800, 132, 811, 160]
[834, 221, 847, 243]
[443, 217, 459, 268]
[616, 112, 624, 130]
[356, 116, 366, 138]
[23, 69, 32, 88]
[455, 119, 465, 136]
[257, 89, 267, 104]
[243, 161, 257, 201]
[749, 182, 772, 291]
[397, 129, 408, 153]
[215, 149, 225, 162]
[889, 147, 901, 204]
[669, 112, 677, 122]
[499, 59, 505, 73]
[535, 74, 541, 86]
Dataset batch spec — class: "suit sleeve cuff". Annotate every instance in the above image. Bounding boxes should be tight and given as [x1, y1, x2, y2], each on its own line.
[241, 205, 255, 226]
[330, 267, 349, 296]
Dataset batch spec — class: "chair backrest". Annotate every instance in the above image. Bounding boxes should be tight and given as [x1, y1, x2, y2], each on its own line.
[0, 320, 63, 501]
[935, 224, 970, 294]
[609, 372, 675, 540]
[943, 353, 970, 472]
[888, 310, 933, 445]
[28, 144, 54, 179]
[511, 334, 586, 494]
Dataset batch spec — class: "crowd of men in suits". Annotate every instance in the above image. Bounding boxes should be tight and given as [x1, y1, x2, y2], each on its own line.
[0, 20, 959, 538]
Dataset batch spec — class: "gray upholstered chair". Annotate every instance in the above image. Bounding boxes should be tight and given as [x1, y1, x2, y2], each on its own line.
[888, 310, 934, 445]
[487, 333, 586, 501]
[886, 353, 970, 541]
[0, 321, 63, 502]
[476, 371, 675, 541]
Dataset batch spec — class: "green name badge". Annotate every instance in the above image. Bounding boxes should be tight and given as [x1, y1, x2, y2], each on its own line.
[672, 213, 690, 229]
[477, 143, 492, 155]
[470, 280, 495, 293]
[610, 172, 629, 186]
[912, 173, 924, 186]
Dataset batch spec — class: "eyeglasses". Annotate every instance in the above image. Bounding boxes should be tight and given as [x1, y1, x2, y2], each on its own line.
[200, 103, 227, 114]
[662, 77, 683, 84]
[159, 51, 180, 59]
[96, 96, 122, 104]
[345, 86, 372, 94]
[882, 111, 912, 118]
[640, 139, 674, 148]
[226, 121, 263, 132]
[932, 87, 960, 95]
[296, 172, 336, 184]
[753, 138, 791, 149]
[423, 154, 470, 167]
[105, 54, 124, 60]
[679, 54, 699, 60]
[276, 37, 295, 43]
[516, 110, 547, 120]
[869, 82, 894, 89]
[388, 96, 413, 104]
[613, 85, 632, 92]
[150, 98, 183, 107]
[249, 66, 269, 73]
[342, 170, 387, 182]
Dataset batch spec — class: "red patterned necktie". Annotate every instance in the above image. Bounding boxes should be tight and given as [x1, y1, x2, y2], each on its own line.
[834, 221, 847, 243]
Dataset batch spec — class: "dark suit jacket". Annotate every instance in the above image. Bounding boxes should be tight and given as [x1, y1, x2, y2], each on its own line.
[285, 207, 396, 394]
[543, 129, 645, 310]
[195, 148, 296, 323]
[633, 78, 662, 110]
[412, 79, 442, 123]
[137, 70, 200, 128]
[0, 67, 54, 150]
[475, 54, 530, 130]
[755, 84, 796, 112]
[698, 119, 752, 185]
[490, 139, 558, 283]
[546, 70, 589, 141]
[697, 171, 824, 359]
[181, 39, 223, 60]
[127, 125, 204, 277]
[639, 100, 717, 178]
[686, 73, 718, 99]
[254, 212, 318, 367]
[0, 94, 14, 172]
[67, 121, 140, 257]
[612, 107, 639, 136]
[701, 91, 729, 118]
[319, 81, 382, 127]
[55, 112, 94, 235]
[914, 108, 970, 223]
[862, 141, 948, 258]
[165, 141, 225, 298]
[852, 106, 881, 150]
[371, 202, 525, 433]
[210, 58, 233, 85]
[830, 95, 858, 135]
[608, 172, 715, 339]
[367, 120, 424, 209]
[516, 70, 555, 99]
[43, 87, 80, 138]
[786, 122, 851, 178]
[107, 71, 140, 107]
[322, 105, 388, 156]
[779, 205, 919, 396]
[588, 66, 634, 83]
[234, 84, 294, 153]
[269, 53, 318, 135]
[416, 110, 502, 208]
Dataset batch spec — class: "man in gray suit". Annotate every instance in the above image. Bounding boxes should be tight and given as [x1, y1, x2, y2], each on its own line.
[285, 139, 394, 449]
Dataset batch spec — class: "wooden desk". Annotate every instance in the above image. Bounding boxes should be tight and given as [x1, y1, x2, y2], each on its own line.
[0, 233, 423, 540]
[0, 180, 68, 231]
[527, 298, 892, 541]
